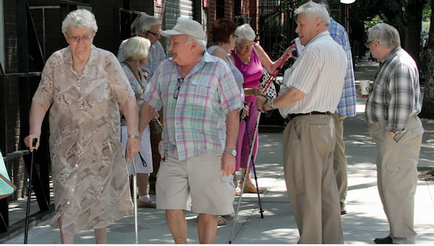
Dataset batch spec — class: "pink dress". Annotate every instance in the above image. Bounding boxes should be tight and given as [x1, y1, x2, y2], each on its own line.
[230, 48, 263, 170]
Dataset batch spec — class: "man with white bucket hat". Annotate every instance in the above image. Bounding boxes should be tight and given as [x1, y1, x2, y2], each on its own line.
[138, 17, 243, 243]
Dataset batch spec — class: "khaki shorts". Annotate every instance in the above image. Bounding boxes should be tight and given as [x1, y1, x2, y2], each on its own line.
[156, 151, 235, 215]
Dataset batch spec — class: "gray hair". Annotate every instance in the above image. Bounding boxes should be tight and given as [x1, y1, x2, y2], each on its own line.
[61, 9, 98, 34]
[295, 1, 330, 27]
[132, 13, 162, 35]
[368, 23, 401, 49]
[235, 24, 256, 43]
[123, 36, 151, 60]
[186, 35, 207, 51]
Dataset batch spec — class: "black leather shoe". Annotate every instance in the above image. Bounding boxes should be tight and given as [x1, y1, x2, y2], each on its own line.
[374, 236, 393, 244]
[341, 210, 347, 215]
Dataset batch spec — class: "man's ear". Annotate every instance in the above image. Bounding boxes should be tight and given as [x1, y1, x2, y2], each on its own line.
[315, 18, 323, 29]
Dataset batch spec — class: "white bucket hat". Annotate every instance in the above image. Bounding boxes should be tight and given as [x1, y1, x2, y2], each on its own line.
[161, 17, 206, 40]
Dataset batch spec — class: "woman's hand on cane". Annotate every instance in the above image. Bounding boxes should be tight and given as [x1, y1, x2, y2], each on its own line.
[24, 135, 40, 152]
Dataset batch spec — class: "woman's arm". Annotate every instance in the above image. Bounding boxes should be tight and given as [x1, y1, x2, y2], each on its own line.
[119, 97, 141, 163]
[255, 43, 291, 73]
[24, 101, 49, 151]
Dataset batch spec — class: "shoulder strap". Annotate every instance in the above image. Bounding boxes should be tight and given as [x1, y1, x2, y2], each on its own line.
[121, 61, 144, 90]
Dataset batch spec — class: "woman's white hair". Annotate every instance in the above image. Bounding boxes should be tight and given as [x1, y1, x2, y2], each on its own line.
[61, 9, 98, 34]
[235, 24, 256, 43]
[295, 1, 330, 27]
[123, 37, 151, 60]
[368, 23, 401, 49]
[132, 13, 162, 36]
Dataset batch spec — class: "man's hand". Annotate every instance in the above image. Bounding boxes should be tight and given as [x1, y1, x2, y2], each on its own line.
[358, 86, 370, 99]
[126, 138, 141, 164]
[256, 95, 267, 111]
[387, 130, 396, 140]
[143, 71, 149, 81]
[221, 152, 236, 176]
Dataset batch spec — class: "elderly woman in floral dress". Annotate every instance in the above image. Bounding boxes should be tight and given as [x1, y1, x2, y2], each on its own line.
[24, 9, 140, 244]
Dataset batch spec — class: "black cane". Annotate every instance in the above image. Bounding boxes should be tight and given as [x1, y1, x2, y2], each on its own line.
[24, 138, 37, 244]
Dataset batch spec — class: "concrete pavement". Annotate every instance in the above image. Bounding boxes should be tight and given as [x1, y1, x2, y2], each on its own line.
[3, 56, 434, 244]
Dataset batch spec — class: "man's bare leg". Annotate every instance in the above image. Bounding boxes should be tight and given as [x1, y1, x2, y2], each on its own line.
[166, 209, 187, 244]
[198, 213, 217, 244]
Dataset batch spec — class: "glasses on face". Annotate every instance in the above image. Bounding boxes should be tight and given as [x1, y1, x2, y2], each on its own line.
[238, 43, 254, 50]
[67, 33, 94, 43]
[173, 78, 184, 100]
[147, 30, 161, 36]
[365, 40, 374, 48]
[233, 34, 239, 38]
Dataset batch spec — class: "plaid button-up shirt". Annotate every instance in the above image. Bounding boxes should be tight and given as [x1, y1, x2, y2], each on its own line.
[143, 52, 243, 161]
[365, 46, 422, 134]
[329, 17, 356, 117]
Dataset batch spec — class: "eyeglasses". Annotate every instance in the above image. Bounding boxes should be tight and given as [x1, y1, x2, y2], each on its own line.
[147, 30, 161, 36]
[173, 78, 184, 100]
[67, 33, 94, 43]
[238, 43, 254, 50]
[233, 34, 239, 38]
[365, 40, 374, 48]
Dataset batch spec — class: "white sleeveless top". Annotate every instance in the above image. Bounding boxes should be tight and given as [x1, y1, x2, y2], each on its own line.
[207, 45, 244, 98]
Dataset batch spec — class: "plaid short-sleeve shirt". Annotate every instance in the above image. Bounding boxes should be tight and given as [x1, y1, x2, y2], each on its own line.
[143, 52, 243, 161]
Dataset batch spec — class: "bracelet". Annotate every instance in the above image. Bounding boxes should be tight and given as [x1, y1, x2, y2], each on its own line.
[128, 134, 140, 139]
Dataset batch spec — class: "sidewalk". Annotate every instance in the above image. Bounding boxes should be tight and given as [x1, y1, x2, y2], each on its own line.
[3, 56, 434, 244]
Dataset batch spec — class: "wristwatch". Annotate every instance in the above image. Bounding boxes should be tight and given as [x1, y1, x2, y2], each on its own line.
[268, 98, 275, 110]
[224, 148, 237, 157]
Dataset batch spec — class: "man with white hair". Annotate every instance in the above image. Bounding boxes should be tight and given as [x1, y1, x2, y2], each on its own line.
[362, 23, 423, 244]
[117, 13, 165, 79]
[257, 1, 345, 243]
[138, 17, 243, 243]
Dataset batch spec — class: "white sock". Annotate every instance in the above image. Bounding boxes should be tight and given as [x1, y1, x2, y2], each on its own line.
[139, 195, 151, 202]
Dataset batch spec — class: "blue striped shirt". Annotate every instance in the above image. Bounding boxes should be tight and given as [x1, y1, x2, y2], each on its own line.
[328, 17, 356, 117]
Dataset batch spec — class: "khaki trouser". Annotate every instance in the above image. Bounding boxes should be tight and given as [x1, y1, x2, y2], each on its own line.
[283, 114, 343, 244]
[332, 113, 348, 210]
[369, 115, 424, 244]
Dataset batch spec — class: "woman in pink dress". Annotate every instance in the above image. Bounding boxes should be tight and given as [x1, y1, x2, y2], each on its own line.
[230, 24, 290, 193]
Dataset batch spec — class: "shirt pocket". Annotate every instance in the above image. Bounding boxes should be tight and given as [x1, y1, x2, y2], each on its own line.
[188, 80, 212, 108]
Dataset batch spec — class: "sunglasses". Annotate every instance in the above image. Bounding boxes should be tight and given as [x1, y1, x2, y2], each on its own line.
[147, 30, 161, 36]
[173, 78, 184, 100]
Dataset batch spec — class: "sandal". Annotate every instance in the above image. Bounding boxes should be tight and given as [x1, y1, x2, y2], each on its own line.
[196, 215, 227, 226]
[240, 181, 264, 194]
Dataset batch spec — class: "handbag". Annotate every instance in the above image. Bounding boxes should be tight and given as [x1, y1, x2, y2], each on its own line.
[149, 118, 163, 135]
[260, 68, 277, 99]
[0, 150, 17, 199]
[252, 45, 277, 99]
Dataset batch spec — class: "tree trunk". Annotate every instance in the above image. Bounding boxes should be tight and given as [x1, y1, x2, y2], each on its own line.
[405, 1, 425, 66]
[419, 1, 434, 119]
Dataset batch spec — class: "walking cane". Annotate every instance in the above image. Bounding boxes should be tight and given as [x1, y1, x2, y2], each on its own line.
[244, 117, 264, 218]
[24, 138, 37, 244]
[127, 153, 139, 244]
[229, 54, 289, 244]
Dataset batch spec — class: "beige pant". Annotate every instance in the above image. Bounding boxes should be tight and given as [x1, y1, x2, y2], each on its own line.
[332, 113, 348, 209]
[369, 115, 424, 244]
[283, 114, 343, 244]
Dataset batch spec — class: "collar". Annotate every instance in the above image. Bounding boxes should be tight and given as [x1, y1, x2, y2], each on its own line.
[306, 30, 329, 47]
[381, 46, 401, 64]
